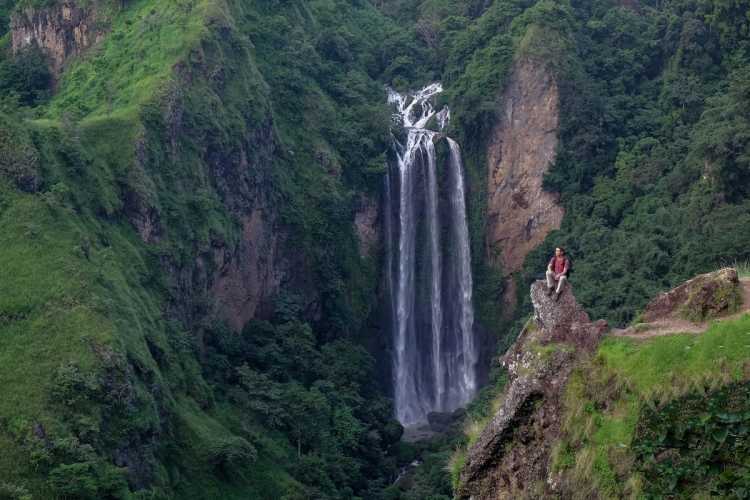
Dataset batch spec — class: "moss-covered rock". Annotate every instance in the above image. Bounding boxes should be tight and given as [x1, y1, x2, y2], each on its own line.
[642, 267, 742, 323]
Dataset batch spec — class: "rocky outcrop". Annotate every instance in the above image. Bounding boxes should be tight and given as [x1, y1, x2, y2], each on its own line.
[642, 267, 741, 323]
[530, 280, 609, 352]
[10, 0, 106, 76]
[457, 281, 607, 499]
[354, 194, 380, 259]
[209, 209, 284, 331]
[486, 57, 564, 314]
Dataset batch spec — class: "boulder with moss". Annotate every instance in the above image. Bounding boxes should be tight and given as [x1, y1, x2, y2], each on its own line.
[643, 267, 742, 323]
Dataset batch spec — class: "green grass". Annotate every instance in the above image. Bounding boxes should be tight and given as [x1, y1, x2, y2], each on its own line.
[0, 177, 170, 494]
[448, 447, 466, 492]
[46, 0, 212, 119]
[598, 314, 750, 399]
[556, 313, 750, 498]
[731, 261, 750, 279]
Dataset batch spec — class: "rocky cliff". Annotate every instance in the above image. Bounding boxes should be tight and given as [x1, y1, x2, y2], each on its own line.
[457, 281, 607, 499]
[485, 57, 564, 315]
[152, 63, 297, 332]
[11, 0, 107, 76]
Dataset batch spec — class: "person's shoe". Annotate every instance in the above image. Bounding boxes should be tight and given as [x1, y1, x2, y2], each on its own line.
[546, 287, 555, 297]
[554, 291, 561, 302]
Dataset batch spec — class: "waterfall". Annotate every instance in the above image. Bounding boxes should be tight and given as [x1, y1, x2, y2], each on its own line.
[386, 84, 478, 426]
[448, 138, 477, 400]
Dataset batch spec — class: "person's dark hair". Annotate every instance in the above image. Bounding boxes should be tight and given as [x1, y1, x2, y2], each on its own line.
[556, 246, 565, 255]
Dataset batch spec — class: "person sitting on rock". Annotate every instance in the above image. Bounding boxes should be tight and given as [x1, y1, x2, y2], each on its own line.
[546, 247, 570, 301]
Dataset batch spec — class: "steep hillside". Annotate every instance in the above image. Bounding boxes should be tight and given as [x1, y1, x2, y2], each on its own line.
[456, 268, 750, 499]
[516, 0, 750, 325]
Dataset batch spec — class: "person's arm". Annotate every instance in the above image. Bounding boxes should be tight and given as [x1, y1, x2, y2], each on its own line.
[547, 257, 554, 272]
[562, 257, 570, 276]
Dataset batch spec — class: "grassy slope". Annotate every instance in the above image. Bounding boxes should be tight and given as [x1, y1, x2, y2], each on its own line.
[556, 313, 750, 498]
[0, 0, 294, 497]
[47, 0, 212, 119]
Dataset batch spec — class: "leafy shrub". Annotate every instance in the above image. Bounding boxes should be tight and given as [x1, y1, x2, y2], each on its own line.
[0, 114, 39, 191]
[0, 44, 52, 106]
[0, 482, 32, 500]
[634, 383, 750, 498]
[47, 460, 128, 499]
[205, 436, 258, 472]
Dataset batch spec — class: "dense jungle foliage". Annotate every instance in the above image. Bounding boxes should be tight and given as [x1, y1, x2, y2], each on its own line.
[2, 0, 750, 497]
[518, 0, 750, 325]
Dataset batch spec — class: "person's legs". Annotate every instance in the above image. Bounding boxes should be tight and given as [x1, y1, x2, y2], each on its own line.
[546, 269, 556, 290]
[555, 275, 567, 294]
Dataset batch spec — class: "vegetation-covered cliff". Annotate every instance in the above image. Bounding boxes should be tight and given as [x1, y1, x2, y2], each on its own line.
[1, 0, 750, 498]
[0, 0, 412, 497]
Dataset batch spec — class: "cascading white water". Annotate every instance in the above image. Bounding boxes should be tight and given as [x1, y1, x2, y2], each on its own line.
[447, 138, 478, 399]
[386, 83, 478, 426]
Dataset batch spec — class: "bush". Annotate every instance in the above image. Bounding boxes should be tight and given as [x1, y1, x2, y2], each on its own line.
[0, 45, 52, 106]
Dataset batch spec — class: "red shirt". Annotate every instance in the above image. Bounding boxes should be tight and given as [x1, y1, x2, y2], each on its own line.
[549, 256, 569, 275]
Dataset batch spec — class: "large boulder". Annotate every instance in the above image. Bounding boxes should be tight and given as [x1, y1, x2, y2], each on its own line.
[643, 267, 741, 323]
[530, 280, 608, 352]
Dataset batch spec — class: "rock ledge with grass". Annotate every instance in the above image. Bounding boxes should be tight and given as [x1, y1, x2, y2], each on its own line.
[456, 281, 607, 499]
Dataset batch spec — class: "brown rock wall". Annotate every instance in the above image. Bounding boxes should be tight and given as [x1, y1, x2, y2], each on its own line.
[210, 210, 283, 332]
[11, 1, 106, 76]
[486, 57, 564, 314]
[354, 194, 380, 259]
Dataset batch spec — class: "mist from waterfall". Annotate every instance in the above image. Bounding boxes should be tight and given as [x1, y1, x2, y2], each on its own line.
[385, 84, 478, 426]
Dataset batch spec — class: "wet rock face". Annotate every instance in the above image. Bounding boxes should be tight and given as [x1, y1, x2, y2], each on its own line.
[457, 283, 606, 499]
[11, 1, 106, 76]
[486, 57, 564, 313]
[643, 267, 741, 323]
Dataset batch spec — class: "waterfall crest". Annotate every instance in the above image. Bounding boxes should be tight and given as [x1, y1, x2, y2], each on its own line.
[386, 84, 478, 426]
